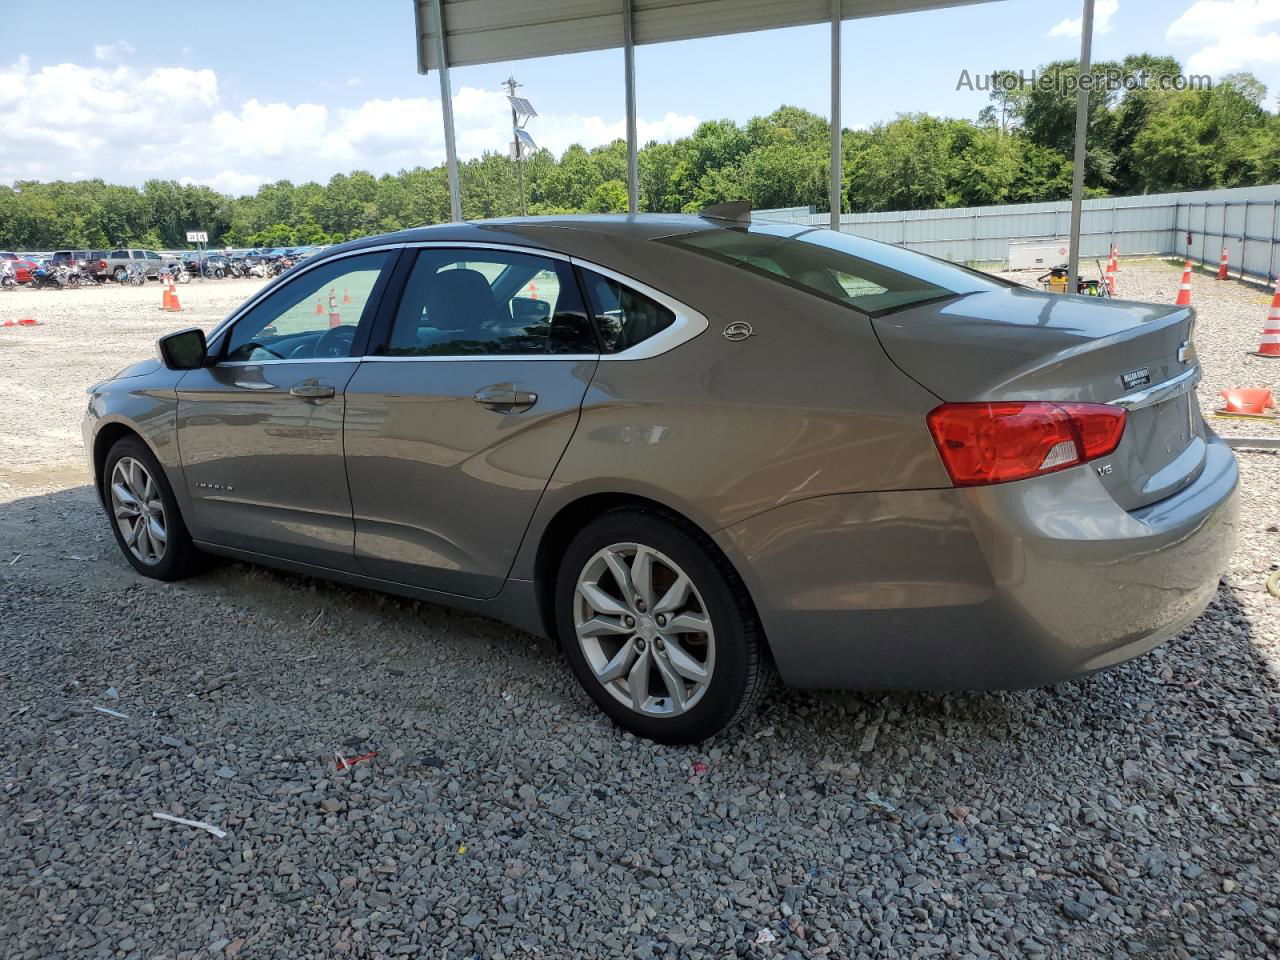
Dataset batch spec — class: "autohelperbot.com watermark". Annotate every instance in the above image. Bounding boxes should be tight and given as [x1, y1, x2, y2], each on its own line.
[956, 68, 1213, 94]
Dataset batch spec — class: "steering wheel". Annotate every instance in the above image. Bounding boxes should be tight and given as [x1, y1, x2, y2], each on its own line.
[313, 324, 354, 359]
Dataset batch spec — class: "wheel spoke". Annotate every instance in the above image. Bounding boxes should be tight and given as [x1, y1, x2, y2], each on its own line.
[125, 518, 143, 547]
[147, 515, 167, 546]
[668, 611, 711, 636]
[653, 651, 687, 712]
[653, 573, 691, 616]
[576, 615, 630, 639]
[596, 636, 639, 683]
[127, 461, 146, 500]
[626, 647, 652, 710]
[111, 482, 140, 512]
[602, 548, 636, 604]
[631, 547, 654, 610]
[578, 580, 630, 617]
[662, 636, 709, 683]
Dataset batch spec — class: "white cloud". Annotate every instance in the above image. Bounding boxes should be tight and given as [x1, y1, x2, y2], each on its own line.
[1167, 1, 1280, 74]
[1049, 0, 1119, 37]
[345, 76, 363, 88]
[93, 41, 135, 63]
[0, 55, 699, 195]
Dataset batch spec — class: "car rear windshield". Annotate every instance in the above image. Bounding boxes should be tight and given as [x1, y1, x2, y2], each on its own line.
[661, 224, 1007, 316]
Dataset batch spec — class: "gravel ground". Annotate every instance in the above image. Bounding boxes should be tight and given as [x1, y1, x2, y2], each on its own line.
[1, 269, 1277, 959]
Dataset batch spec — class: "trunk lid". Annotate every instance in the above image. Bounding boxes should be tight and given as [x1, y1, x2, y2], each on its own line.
[874, 287, 1203, 510]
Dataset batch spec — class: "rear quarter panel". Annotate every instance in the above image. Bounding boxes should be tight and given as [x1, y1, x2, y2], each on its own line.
[509, 235, 951, 579]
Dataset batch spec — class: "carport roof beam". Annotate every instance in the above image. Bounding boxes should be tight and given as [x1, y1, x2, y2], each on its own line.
[413, 0, 1009, 221]
[413, 0, 1002, 70]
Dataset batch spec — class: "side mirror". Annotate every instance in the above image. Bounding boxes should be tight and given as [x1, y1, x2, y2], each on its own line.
[158, 327, 208, 370]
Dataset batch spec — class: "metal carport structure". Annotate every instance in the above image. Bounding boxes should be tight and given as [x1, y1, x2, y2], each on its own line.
[412, 0, 1099, 288]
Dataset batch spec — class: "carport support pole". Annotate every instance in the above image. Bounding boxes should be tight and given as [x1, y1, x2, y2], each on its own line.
[829, 0, 842, 230]
[1065, 0, 1094, 294]
[431, 0, 462, 222]
[624, 0, 639, 214]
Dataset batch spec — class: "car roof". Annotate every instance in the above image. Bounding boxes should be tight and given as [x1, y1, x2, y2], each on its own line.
[330, 213, 725, 259]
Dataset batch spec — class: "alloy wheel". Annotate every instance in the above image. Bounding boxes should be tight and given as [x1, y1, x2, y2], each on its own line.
[573, 542, 715, 717]
[109, 457, 167, 565]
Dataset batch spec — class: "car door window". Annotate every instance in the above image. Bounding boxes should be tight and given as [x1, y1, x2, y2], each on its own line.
[377, 249, 595, 357]
[146, 251, 162, 261]
[578, 269, 676, 354]
[223, 252, 390, 363]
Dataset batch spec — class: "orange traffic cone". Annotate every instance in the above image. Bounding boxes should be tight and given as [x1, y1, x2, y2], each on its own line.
[327, 290, 341, 328]
[2, 317, 38, 327]
[161, 287, 173, 311]
[1219, 388, 1274, 414]
[1111, 242, 1120, 273]
[1256, 278, 1280, 357]
[1175, 260, 1193, 307]
[1105, 251, 1117, 296]
[1217, 245, 1229, 280]
[315, 299, 325, 316]
[342, 289, 351, 305]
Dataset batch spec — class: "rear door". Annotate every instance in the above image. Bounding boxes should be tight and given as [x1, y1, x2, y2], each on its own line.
[176, 249, 396, 569]
[343, 245, 599, 598]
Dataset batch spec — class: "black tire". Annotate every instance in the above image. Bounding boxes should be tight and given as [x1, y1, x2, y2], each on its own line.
[555, 508, 772, 744]
[102, 436, 204, 581]
[114, 268, 127, 282]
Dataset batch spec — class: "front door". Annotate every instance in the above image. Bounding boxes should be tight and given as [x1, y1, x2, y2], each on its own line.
[176, 250, 395, 570]
[343, 246, 599, 598]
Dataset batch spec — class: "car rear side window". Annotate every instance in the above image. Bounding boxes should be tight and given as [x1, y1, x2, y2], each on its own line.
[661, 225, 1003, 316]
[377, 249, 596, 357]
[578, 269, 675, 354]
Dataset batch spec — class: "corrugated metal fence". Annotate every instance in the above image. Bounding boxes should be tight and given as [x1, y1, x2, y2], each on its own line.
[758, 184, 1280, 281]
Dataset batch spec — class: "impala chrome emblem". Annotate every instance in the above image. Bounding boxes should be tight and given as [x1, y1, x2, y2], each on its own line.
[1178, 339, 1196, 364]
[722, 321, 754, 342]
[196, 481, 234, 492]
[1121, 367, 1150, 390]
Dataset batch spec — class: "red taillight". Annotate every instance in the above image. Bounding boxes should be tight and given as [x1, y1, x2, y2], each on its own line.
[926, 401, 1126, 487]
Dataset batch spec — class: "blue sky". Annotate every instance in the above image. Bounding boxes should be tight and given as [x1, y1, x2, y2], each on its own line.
[2, 0, 1277, 193]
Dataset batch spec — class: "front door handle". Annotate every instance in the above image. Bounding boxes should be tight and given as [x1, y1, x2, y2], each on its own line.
[290, 379, 336, 402]
[473, 384, 538, 412]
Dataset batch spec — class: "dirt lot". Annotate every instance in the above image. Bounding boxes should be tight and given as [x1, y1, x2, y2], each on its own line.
[0, 266, 1277, 959]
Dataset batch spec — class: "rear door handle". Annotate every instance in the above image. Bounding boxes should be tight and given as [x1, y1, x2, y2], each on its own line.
[290, 380, 336, 401]
[473, 384, 537, 411]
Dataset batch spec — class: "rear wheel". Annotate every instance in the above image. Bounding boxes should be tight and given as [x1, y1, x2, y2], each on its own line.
[103, 436, 203, 580]
[555, 508, 771, 744]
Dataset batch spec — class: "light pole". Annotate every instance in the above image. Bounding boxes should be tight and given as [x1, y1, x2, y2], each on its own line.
[504, 75, 538, 218]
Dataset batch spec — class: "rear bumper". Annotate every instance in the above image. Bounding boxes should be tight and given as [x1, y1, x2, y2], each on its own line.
[715, 434, 1239, 690]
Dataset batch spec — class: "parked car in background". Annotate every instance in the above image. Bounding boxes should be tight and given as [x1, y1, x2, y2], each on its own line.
[51, 250, 108, 281]
[178, 252, 234, 277]
[83, 210, 1239, 743]
[8, 258, 39, 284]
[101, 249, 167, 282]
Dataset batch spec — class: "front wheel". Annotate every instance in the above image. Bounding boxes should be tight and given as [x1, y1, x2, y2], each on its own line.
[555, 509, 772, 744]
[103, 436, 204, 581]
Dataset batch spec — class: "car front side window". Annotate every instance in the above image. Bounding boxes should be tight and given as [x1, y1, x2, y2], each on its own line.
[222, 252, 390, 363]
